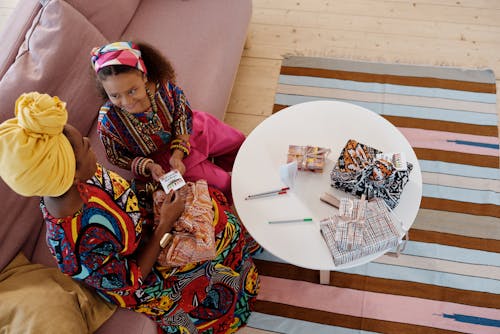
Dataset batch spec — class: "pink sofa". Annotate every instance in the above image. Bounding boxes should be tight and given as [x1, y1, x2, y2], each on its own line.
[0, 0, 251, 332]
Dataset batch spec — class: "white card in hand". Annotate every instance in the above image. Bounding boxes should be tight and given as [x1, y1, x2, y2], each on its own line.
[159, 170, 186, 192]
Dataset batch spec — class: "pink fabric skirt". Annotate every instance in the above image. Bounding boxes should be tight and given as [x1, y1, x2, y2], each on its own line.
[151, 110, 245, 199]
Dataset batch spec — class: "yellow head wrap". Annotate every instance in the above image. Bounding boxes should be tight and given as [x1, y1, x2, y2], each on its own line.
[0, 92, 76, 197]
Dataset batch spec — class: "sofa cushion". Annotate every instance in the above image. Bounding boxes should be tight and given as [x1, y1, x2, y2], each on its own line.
[122, 0, 252, 120]
[64, 0, 141, 40]
[0, 0, 40, 79]
[0, 189, 41, 272]
[0, 0, 107, 136]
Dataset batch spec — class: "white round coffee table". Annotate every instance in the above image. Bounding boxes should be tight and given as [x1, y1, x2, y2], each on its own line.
[232, 100, 422, 274]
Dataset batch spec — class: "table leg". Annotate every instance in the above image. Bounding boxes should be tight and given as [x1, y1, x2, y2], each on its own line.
[319, 270, 330, 285]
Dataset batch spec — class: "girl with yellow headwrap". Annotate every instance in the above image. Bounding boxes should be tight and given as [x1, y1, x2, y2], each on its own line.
[0, 92, 261, 333]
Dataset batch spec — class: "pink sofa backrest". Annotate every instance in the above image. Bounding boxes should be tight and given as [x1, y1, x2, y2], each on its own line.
[0, 0, 140, 270]
[123, 0, 252, 120]
[64, 0, 141, 40]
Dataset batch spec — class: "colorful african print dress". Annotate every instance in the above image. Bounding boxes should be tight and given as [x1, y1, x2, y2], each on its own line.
[41, 164, 261, 333]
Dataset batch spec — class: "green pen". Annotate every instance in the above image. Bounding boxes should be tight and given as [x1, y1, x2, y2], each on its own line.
[268, 218, 313, 224]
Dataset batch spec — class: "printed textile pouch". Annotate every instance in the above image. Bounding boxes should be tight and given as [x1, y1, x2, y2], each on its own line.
[330, 139, 413, 209]
[153, 179, 216, 267]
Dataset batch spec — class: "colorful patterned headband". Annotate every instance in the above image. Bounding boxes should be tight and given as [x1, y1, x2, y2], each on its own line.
[90, 41, 147, 74]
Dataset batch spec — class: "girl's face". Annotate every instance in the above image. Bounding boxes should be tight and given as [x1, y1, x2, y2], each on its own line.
[101, 70, 150, 114]
[64, 124, 97, 182]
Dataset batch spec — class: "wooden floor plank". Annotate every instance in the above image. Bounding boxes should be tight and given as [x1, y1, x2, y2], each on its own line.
[252, 8, 500, 43]
[227, 57, 281, 117]
[245, 24, 499, 65]
[253, 0, 500, 26]
[224, 112, 269, 136]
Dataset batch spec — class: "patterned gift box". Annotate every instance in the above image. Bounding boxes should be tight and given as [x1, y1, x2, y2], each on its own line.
[287, 145, 331, 172]
[320, 198, 404, 266]
[333, 197, 367, 250]
[330, 217, 365, 251]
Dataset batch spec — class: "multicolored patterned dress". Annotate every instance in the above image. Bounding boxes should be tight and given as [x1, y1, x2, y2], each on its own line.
[41, 164, 261, 333]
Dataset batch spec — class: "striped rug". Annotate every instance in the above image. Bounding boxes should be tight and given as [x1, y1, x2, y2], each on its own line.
[247, 57, 500, 333]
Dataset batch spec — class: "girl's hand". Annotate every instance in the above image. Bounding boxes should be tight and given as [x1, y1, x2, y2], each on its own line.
[157, 190, 185, 233]
[147, 162, 165, 182]
[169, 151, 186, 175]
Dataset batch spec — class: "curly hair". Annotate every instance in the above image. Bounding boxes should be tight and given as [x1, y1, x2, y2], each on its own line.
[94, 41, 176, 100]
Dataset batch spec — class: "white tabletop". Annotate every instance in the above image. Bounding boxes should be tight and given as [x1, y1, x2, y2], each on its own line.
[232, 100, 422, 270]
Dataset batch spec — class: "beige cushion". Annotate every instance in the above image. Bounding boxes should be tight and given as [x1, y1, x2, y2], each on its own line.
[0, 253, 116, 334]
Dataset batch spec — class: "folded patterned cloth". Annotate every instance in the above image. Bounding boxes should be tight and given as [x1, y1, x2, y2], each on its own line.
[330, 139, 413, 209]
[153, 180, 216, 267]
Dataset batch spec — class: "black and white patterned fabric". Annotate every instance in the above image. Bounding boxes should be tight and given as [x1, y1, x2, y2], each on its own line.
[330, 139, 413, 209]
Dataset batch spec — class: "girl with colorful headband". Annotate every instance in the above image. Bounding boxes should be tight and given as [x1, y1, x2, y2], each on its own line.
[90, 41, 245, 200]
[0, 92, 261, 333]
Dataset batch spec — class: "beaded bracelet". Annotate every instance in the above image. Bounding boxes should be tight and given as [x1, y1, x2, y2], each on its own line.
[170, 138, 191, 157]
[131, 157, 154, 177]
[171, 138, 191, 148]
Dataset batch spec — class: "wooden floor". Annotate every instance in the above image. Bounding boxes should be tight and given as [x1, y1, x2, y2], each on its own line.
[225, 0, 500, 137]
[1, 1, 499, 333]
